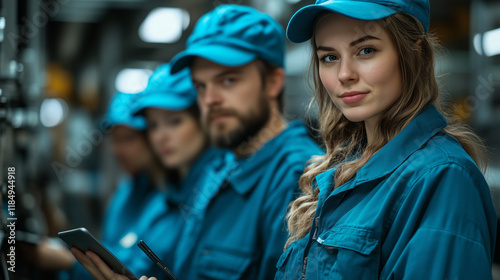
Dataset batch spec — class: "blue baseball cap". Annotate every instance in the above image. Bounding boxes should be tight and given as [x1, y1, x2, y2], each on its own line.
[287, 0, 430, 43]
[170, 4, 285, 74]
[105, 91, 147, 130]
[131, 63, 197, 116]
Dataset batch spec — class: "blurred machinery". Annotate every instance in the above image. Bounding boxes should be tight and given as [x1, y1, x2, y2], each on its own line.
[470, 0, 500, 265]
[0, 0, 54, 279]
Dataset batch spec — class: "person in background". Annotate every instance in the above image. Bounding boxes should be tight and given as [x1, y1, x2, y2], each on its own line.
[70, 4, 323, 280]
[23, 91, 164, 279]
[276, 0, 497, 279]
[71, 62, 227, 280]
[62, 90, 166, 280]
[16, 90, 166, 280]
[167, 4, 323, 280]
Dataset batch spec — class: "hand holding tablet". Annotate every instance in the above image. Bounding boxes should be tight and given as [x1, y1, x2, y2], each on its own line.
[58, 228, 139, 280]
[58, 228, 177, 280]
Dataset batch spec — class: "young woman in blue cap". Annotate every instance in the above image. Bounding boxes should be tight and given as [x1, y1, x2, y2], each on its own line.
[70, 63, 226, 279]
[278, 0, 497, 279]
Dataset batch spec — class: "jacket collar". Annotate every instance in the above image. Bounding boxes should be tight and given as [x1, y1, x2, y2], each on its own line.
[356, 105, 447, 183]
[227, 120, 308, 195]
[314, 168, 336, 198]
[132, 171, 153, 195]
[167, 148, 226, 205]
[315, 105, 447, 195]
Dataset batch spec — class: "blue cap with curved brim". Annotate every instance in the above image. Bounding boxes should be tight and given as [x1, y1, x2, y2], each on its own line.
[105, 91, 147, 130]
[170, 4, 285, 74]
[131, 63, 197, 116]
[287, 0, 430, 43]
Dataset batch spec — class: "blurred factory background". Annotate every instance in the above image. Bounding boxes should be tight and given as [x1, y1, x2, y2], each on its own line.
[0, 0, 499, 278]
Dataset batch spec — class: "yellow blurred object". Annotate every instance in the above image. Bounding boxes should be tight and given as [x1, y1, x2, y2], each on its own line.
[46, 63, 74, 100]
[451, 97, 472, 124]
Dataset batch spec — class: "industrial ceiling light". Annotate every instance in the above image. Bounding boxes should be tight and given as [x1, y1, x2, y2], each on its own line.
[139, 7, 190, 43]
[115, 68, 152, 94]
[40, 98, 68, 127]
[474, 27, 500, 57]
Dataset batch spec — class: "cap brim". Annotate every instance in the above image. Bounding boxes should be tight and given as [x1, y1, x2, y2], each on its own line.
[170, 44, 257, 74]
[131, 92, 195, 116]
[104, 120, 146, 130]
[287, 1, 397, 43]
[103, 114, 146, 130]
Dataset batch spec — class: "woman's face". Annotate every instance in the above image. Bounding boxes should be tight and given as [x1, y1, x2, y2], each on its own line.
[111, 125, 152, 175]
[145, 108, 206, 170]
[315, 14, 402, 127]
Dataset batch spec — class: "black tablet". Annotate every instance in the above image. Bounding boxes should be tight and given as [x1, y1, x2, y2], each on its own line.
[58, 227, 139, 280]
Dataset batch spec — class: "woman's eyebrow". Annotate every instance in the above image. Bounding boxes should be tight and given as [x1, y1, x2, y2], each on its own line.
[316, 46, 334, 52]
[350, 35, 380, 47]
[316, 35, 380, 52]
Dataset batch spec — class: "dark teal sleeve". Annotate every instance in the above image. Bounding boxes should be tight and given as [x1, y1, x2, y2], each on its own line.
[257, 167, 302, 280]
[386, 162, 496, 280]
[102, 177, 131, 242]
[392, 228, 492, 279]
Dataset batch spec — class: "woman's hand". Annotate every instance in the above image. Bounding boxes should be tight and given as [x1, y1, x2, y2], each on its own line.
[71, 247, 130, 280]
[71, 247, 158, 280]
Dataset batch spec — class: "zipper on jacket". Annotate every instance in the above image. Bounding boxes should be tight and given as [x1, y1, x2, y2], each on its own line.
[302, 216, 320, 279]
[312, 216, 320, 240]
[301, 256, 308, 280]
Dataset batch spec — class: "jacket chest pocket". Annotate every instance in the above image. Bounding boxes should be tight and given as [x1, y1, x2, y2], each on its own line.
[311, 226, 380, 280]
[275, 243, 303, 280]
[196, 245, 253, 280]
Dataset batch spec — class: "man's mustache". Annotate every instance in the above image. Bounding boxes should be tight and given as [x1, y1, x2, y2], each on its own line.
[206, 108, 240, 121]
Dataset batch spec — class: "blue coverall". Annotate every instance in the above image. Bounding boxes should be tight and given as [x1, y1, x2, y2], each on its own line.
[275, 105, 497, 279]
[173, 120, 323, 280]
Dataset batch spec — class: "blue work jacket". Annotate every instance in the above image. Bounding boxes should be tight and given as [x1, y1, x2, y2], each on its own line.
[173, 120, 323, 280]
[66, 148, 224, 280]
[275, 105, 497, 279]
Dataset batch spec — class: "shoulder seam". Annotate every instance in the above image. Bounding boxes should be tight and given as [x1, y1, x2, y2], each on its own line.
[416, 227, 487, 248]
[389, 161, 482, 236]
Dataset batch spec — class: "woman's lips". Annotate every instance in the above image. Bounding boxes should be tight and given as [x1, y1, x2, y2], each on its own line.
[340, 91, 369, 104]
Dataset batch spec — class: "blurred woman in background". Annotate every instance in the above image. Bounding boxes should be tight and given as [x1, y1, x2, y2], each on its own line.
[62, 90, 165, 279]
[71, 62, 226, 279]
[22, 90, 165, 279]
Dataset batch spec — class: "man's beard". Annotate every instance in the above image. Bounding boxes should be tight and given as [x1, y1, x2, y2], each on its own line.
[204, 94, 270, 150]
